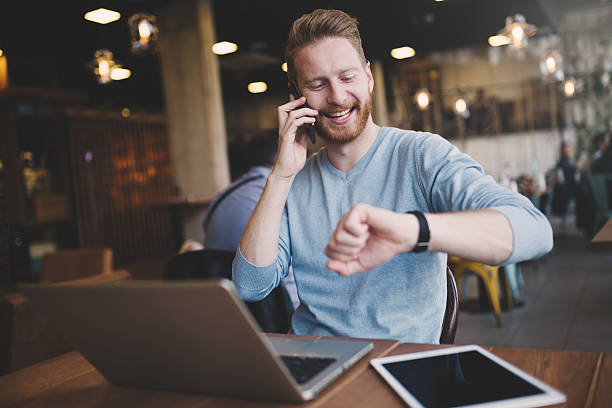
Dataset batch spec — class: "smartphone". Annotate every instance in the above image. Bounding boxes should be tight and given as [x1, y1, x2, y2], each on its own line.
[289, 80, 316, 144]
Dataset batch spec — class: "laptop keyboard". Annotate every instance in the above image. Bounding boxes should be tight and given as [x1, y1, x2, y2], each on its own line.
[280, 355, 337, 385]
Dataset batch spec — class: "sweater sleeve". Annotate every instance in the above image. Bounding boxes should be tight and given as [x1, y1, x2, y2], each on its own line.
[415, 133, 553, 265]
[232, 206, 291, 301]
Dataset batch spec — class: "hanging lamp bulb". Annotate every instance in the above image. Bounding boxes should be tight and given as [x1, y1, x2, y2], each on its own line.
[88, 49, 131, 84]
[91, 49, 116, 84]
[494, 13, 536, 49]
[128, 13, 158, 54]
[415, 89, 431, 110]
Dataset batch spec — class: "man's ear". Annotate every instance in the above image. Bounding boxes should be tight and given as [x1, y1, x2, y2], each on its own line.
[365, 60, 374, 93]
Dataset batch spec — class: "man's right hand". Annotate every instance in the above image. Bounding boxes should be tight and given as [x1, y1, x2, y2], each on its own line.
[239, 97, 318, 267]
[274, 96, 317, 179]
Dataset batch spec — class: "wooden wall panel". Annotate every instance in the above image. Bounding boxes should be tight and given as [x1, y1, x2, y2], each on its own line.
[66, 111, 177, 265]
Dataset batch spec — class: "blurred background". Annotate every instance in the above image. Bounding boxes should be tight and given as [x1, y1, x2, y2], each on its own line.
[1, 0, 611, 358]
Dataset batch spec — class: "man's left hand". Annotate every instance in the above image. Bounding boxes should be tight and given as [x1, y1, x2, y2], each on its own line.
[325, 204, 419, 275]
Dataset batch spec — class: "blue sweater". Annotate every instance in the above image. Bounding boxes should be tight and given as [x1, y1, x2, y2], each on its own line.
[233, 128, 552, 343]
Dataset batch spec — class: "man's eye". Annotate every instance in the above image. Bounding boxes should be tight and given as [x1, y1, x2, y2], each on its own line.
[309, 83, 325, 90]
[341, 76, 355, 82]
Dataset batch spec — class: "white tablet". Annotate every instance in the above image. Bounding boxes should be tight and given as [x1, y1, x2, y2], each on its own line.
[370, 345, 566, 408]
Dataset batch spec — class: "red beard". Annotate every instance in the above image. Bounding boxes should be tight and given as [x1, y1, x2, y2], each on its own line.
[316, 94, 372, 144]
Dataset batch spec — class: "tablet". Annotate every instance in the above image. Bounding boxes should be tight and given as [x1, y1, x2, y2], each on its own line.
[370, 345, 566, 408]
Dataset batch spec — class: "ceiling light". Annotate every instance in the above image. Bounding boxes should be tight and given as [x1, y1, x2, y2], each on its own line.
[391, 46, 415, 60]
[496, 14, 536, 49]
[563, 78, 576, 98]
[0, 49, 4, 57]
[545, 51, 563, 74]
[488, 35, 510, 47]
[128, 14, 158, 54]
[545, 54, 557, 73]
[99, 59, 110, 77]
[90, 49, 116, 84]
[111, 68, 131, 81]
[415, 89, 431, 110]
[454, 97, 468, 116]
[539, 50, 564, 81]
[84, 8, 121, 25]
[88, 49, 130, 83]
[212, 41, 238, 55]
[281, 62, 288, 72]
[248, 82, 267, 94]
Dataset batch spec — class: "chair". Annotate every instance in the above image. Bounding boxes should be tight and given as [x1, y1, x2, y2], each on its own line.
[2, 248, 131, 374]
[40, 247, 131, 284]
[448, 256, 512, 327]
[440, 267, 459, 344]
[589, 173, 612, 235]
[164, 249, 294, 334]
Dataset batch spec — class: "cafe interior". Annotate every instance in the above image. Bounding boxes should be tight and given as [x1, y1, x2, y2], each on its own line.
[1, 0, 612, 406]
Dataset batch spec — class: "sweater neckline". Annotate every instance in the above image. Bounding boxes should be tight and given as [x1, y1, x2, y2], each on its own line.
[320, 127, 388, 180]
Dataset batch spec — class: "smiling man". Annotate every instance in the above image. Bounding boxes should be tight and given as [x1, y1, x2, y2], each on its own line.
[232, 9, 552, 343]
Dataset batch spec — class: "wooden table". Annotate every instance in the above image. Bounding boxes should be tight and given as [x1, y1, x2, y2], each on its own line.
[326, 344, 610, 408]
[1, 337, 610, 408]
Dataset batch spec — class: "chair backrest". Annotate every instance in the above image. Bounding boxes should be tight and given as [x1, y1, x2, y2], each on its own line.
[164, 249, 294, 334]
[40, 248, 113, 283]
[440, 266, 459, 344]
[164, 248, 234, 281]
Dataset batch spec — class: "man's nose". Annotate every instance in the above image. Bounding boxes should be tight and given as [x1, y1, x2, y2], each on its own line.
[326, 82, 347, 106]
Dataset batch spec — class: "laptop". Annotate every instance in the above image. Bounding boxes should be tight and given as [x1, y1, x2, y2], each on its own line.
[20, 279, 373, 403]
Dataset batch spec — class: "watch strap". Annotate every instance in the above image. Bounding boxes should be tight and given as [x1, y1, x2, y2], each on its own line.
[406, 211, 430, 253]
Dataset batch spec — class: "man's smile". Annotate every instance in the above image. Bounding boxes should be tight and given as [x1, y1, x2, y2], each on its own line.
[322, 107, 356, 125]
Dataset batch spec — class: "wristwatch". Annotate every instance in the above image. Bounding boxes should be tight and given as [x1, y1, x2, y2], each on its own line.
[406, 211, 430, 253]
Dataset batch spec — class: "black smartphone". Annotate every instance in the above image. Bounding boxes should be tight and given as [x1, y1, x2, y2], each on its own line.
[289, 81, 316, 144]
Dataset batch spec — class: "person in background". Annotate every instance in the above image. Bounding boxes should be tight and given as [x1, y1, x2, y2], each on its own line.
[592, 131, 611, 165]
[233, 9, 552, 343]
[592, 146, 612, 173]
[591, 137, 612, 211]
[203, 129, 299, 309]
[552, 142, 579, 226]
[574, 132, 611, 236]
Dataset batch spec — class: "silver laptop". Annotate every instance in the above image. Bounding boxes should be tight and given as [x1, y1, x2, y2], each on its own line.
[20, 279, 373, 402]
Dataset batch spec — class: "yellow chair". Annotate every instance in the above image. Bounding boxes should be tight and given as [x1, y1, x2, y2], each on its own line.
[448, 256, 512, 327]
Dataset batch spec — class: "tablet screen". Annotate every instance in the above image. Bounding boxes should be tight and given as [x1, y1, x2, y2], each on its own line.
[371, 346, 566, 408]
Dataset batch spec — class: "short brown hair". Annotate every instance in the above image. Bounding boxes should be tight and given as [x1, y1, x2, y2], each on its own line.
[285, 9, 366, 83]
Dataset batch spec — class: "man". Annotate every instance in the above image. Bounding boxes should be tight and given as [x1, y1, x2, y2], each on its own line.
[233, 9, 552, 343]
[591, 135, 612, 212]
[552, 142, 579, 221]
[203, 130, 298, 309]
